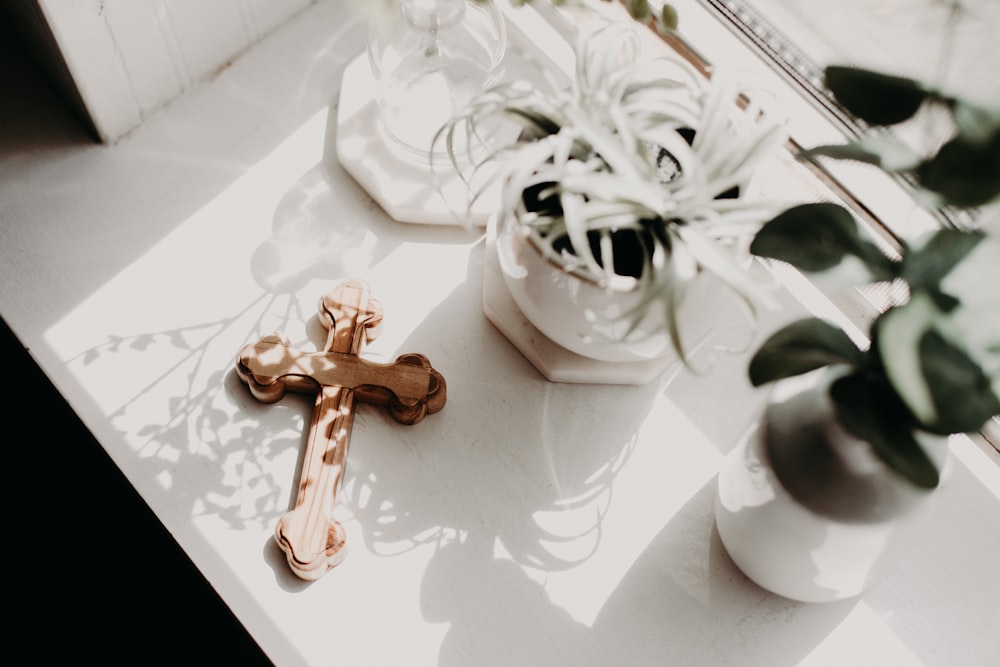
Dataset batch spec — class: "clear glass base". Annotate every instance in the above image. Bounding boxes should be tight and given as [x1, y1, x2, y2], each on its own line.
[366, 0, 506, 160]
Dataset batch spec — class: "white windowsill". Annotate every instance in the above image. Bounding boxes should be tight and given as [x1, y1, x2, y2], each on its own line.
[1, 1, 998, 665]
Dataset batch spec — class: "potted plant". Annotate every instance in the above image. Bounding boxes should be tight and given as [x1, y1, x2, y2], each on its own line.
[435, 19, 788, 367]
[714, 63, 1000, 603]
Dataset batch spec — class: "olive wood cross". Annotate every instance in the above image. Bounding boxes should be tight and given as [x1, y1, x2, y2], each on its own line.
[236, 279, 446, 580]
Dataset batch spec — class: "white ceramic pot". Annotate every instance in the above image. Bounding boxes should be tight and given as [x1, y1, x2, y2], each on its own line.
[715, 368, 948, 603]
[495, 216, 725, 364]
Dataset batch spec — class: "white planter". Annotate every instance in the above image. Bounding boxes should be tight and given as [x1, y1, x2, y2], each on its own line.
[715, 369, 948, 603]
[495, 215, 724, 364]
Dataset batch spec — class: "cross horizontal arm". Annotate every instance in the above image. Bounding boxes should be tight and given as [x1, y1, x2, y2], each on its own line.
[238, 338, 445, 416]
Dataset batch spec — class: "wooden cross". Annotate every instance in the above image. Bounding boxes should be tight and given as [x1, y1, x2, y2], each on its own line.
[236, 278, 446, 580]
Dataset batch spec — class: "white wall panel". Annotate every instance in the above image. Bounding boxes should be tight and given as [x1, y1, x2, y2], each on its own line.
[23, 0, 318, 143]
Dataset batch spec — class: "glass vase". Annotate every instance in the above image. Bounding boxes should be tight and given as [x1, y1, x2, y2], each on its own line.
[366, 0, 506, 160]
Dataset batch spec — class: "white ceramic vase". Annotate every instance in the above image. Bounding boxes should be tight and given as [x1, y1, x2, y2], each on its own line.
[715, 368, 948, 603]
[494, 215, 726, 364]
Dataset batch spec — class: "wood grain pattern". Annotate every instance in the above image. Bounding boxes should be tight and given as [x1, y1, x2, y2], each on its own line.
[236, 278, 446, 580]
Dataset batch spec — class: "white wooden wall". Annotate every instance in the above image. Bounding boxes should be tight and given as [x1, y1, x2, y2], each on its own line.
[9, 0, 317, 143]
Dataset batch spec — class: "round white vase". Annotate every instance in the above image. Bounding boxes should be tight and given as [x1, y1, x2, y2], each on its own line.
[495, 215, 727, 364]
[714, 368, 948, 603]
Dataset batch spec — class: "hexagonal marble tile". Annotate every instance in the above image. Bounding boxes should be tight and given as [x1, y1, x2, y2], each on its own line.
[335, 53, 501, 226]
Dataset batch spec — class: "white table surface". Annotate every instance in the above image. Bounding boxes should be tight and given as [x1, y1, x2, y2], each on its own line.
[2, 1, 998, 665]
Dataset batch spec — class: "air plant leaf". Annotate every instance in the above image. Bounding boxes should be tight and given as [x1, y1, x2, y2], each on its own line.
[750, 203, 895, 281]
[748, 317, 865, 387]
[824, 66, 928, 126]
[675, 224, 776, 317]
[829, 371, 940, 489]
[506, 107, 562, 140]
[639, 226, 694, 365]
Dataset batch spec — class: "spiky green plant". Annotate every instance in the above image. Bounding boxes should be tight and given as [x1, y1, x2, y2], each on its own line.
[434, 21, 788, 364]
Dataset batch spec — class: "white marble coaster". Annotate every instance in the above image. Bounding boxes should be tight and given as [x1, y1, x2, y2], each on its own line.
[335, 53, 500, 226]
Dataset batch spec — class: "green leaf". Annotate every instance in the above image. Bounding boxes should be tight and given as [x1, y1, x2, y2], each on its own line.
[801, 142, 885, 168]
[825, 66, 928, 126]
[830, 372, 939, 489]
[916, 130, 1000, 208]
[951, 99, 1000, 146]
[659, 4, 679, 31]
[900, 228, 985, 297]
[750, 203, 895, 280]
[874, 296, 941, 428]
[748, 318, 865, 387]
[803, 133, 923, 172]
[875, 289, 1000, 435]
[625, 0, 651, 22]
[917, 327, 1000, 434]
